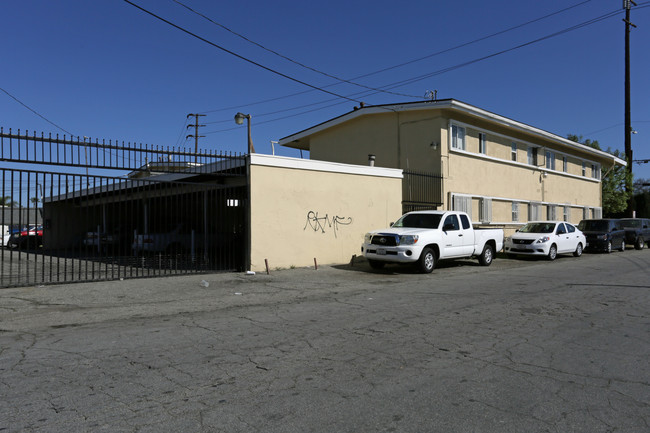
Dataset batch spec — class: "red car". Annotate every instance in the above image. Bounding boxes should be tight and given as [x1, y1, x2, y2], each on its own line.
[7, 225, 43, 249]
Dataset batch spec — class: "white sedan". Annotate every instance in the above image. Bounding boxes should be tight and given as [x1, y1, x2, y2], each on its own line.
[504, 221, 586, 260]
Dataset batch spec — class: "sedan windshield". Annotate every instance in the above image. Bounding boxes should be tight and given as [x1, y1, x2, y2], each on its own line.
[518, 222, 556, 234]
[393, 213, 442, 229]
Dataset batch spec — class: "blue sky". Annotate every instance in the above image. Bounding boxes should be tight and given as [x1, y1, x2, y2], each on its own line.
[2, 0, 649, 178]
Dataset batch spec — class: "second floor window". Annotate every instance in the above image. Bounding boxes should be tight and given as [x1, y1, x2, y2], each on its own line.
[511, 143, 517, 161]
[546, 151, 556, 170]
[479, 132, 487, 154]
[527, 147, 538, 166]
[592, 164, 601, 179]
[451, 125, 466, 150]
[563, 156, 568, 172]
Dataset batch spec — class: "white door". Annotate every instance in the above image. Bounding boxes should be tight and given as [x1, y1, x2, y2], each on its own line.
[555, 223, 575, 253]
[441, 214, 464, 257]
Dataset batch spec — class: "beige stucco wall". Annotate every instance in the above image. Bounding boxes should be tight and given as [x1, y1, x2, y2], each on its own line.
[249, 155, 402, 272]
[283, 103, 623, 233]
[308, 110, 444, 174]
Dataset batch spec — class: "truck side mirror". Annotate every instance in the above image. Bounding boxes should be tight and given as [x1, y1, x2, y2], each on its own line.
[389, 222, 394, 227]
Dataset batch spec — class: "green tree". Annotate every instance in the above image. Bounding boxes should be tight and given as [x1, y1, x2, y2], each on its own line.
[567, 135, 632, 216]
[0, 196, 17, 207]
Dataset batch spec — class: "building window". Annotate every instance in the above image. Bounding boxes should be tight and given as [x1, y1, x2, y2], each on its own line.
[451, 124, 466, 150]
[583, 206, 589, 219]
[453, 195, 472, 219]
[478, 132, 487, 154]
[582, 162, 586, 176]
[547, 204, 557, 220]
[512, 202, 519, 222]
[592, 164, 600, 179]
[563, 156, 568, 173]
[527, 147, 538, 166]
[546, 151, 556, 170]
[529, 202, 541, 221]
[511, 143, 517, 161]
[479, 198, 492, 223]
[594, 207, 603, 218]
[563, 205, 570, 221]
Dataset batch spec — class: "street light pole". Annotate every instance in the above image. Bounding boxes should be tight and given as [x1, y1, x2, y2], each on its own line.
[234, 112, 255, 154]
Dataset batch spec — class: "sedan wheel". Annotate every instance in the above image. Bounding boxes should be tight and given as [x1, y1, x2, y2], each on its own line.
[606, 241, 612, 254]
[573, 243, 583, 257]
[619, 240, 626, 252]
[547, 244, 557, 261]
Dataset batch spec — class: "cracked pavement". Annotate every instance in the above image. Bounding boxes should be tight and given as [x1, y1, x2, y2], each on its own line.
[0, 251, 648, 432]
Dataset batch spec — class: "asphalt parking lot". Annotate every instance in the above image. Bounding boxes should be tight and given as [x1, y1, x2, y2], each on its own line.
[1, 250, 649, 432]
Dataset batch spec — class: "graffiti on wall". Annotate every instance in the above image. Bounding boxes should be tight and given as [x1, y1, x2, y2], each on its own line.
[304, 211, 352, 238]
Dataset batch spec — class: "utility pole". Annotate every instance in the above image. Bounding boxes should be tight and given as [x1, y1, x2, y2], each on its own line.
[624, 0, 637, 215]
[186, 113, 206, 155]
[624, 1, 636, 175]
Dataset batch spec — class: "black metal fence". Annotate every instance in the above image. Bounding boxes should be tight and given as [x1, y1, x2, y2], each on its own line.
[402, 169, 443, 213]
[1, 128, 248, 288]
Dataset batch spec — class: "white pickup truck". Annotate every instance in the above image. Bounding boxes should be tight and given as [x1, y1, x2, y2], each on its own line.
[361, 211, 504, 273]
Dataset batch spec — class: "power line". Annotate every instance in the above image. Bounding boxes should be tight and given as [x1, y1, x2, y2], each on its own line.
[197, 0, 596, 115]
[0, 86, 74, 136]
[202, 7, 634, 134]
[171, 0, 418, 100]
[123, 0, 366, 104]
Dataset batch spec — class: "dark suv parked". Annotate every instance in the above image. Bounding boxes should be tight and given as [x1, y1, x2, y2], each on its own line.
[619, 218, 650, 249]
[578, 219, 626, 253]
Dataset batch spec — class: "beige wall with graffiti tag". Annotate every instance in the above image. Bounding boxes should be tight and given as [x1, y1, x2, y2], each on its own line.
[249, 155, 403, 272]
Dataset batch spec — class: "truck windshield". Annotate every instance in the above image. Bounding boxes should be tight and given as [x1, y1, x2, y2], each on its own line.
[393, 213, 442, 229]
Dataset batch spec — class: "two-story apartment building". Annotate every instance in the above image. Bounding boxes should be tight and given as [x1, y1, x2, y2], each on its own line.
[279, 99, 625, 230]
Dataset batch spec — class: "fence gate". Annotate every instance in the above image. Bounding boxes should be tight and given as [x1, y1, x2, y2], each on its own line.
[0, 128, 248, 288]
[402, 169, 443, 213]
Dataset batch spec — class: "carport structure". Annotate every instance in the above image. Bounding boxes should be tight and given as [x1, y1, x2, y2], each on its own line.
[1, 129, 248, 287]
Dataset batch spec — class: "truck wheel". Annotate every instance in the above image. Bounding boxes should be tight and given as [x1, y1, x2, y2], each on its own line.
[619, 240, 626, 252]
[547, 244, 557, 261]
[368, 259, 385, 270]
[606, 241, 612, 254]
[478, 244, 494, 266]
[635, 237, 644, 250]
[417, 247, 436, 273]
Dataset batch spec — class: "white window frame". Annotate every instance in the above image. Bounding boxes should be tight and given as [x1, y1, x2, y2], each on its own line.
[451, 124, 466, 150]
[563, 156, 568, 173]
[591, 164, 601, 180]
[452, 195, 472, 219]
[512, 202, 519, 222]
[546, 151, 556, 170]
[528, 202, 541, 221]
[478, 132, 487, 155]
[527, 147, 538, 166]
[511, 142, 517, 162]
[479, 198, 492, 223]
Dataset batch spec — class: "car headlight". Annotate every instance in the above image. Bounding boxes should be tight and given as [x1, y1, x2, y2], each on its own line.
[364, 233, 372, 243]
[535, 236, 550, 244]
[399, 234, 419, 245]
[505, 236, 511, 243]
